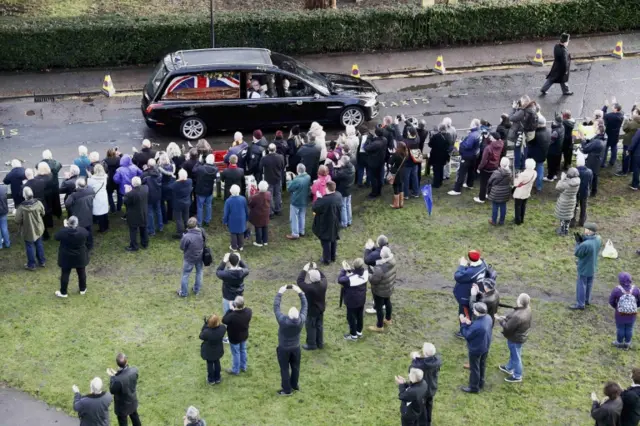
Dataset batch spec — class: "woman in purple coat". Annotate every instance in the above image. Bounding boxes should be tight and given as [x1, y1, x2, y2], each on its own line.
[609, 272, 640, 349]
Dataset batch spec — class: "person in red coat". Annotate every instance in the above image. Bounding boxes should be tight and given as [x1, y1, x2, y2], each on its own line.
[248, 181, 272, 247]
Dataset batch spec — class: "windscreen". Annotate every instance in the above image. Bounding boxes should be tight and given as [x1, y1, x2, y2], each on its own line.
[146, 60, 169, 98]
[271, 53, 329, 92]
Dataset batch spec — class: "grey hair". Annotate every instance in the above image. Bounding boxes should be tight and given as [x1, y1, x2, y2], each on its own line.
[288, 306, 299, 319]
[517, 293, 531, 308]
[442, 117, 452, 126]
[376, 235, 388, 247]
[230, 184, 240, 196]
[178, 169, 188, 180]
[37, 162, 51, 176]
[42, 149, 53, 160]
[147, 158, 156, 168]
[409, 368, 424, 383]
[78, 145, 88, 156]
[11, 159, 22, 168]
[470, 119, 481, 129]
[67, 216, 79, 229]
[268, 143, 276, 153]
[438, 123, 448, 132]
[69, 165, 80, 177]
[566, 167, 580, 178]
[24, 168, 34, 179]
[142, 139, 151, 148]
[422, 342, 436, 357]
[23, 186, 34, 200]
[158, 153, 170, 166]
[76, 178, 87, 189]
[234, 295, 245, 309]
[296, 163, 306, 174]
[166, 142, 182, 159]
[89, 377, 103, 394]
[339, 155, 351, 166]
[206, 154, 215, 165]
[131, 176, 142, 187]
[186, 406, 200, 422]
[89, 152, 100, 163]
[258, 180, 269, 192]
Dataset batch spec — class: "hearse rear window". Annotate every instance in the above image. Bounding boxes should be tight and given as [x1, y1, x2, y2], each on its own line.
[162, 72, 241, 100]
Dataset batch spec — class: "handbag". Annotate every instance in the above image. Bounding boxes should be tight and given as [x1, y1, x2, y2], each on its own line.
[387, 154, 408, 184]
[409, 148, 423, 164]
[201, 230, 213, 266]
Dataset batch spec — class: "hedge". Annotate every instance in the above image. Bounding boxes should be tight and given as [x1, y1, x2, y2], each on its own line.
[0, 0, 639, 70]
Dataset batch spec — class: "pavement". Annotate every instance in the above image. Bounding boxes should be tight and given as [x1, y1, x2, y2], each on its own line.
[1, 34, 640, 422]
[1, 33, 640, 98]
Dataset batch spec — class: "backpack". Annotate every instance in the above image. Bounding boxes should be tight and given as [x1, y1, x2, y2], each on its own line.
[617, 286, 638, 314]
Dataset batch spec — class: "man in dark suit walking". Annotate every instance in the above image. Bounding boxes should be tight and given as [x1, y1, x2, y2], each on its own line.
[107, 353, 141, 426]
[540, 33, 573, 96]
[123, 177, 149, 252]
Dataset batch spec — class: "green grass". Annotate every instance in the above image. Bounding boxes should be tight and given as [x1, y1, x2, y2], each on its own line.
[1, 169, 640, 425]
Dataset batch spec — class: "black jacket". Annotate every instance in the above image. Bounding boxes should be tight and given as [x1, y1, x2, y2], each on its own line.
[64, 187, 95, 228]
[621, 386, 640, 426]
[221, 167, 246, 200]
[123, 186, 148, 227]
[216, 261, 249, 300]
[562, 119, 576, 151]
[3, 167, 26, 206]
[409, 355, 442, 398]
[193, 162, 219, 196]
[312, 192, 342, 242]
[364, 136, 387, 169]
[73, 391, 112, 426]
[428, 132, 450, 166]
[603, 106, 625, 145]
[527, 128, 551, 163]
[59, 176, 78, 201]
[549, 122, 565, 156]
[338, 268, 368, 309]
[33, 175, 53, 213]
[297, 142, 322, 181]
[109, 366, 139, 417]
[222, 307, 253, 344]
[398, 380, 428, 422]
[333, 162, 355, 197]
[103, 156, 121, 190]
[132, 148, 156, 169]
[142, 168, 162, 204]
[547, 43, 571, 83]
[274, 292, 308, 349]
[182, 158, 198, 181]
[582, 134, 606, 175]
[24, 178, 46, 207]
[55, 226, 89, 269]
[246, 142, 266, 177]
[259, 153, 285, 185]
[199, 323, 226, 361]
[592, 397, 623, 426]
[296, 270, 328, 316]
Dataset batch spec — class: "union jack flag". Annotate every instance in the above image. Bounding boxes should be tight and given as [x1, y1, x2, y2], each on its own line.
[164, 74, 240, 96]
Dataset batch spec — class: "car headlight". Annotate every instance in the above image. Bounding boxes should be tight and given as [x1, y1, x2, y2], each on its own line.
[364, 98, 377, 107]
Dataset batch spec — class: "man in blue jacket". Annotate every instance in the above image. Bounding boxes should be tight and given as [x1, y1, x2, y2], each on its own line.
[453, 250, 487, 338]
[449, 120, 482, 195]
[569, 223, 602, 310]
[460, 302, 493, 393]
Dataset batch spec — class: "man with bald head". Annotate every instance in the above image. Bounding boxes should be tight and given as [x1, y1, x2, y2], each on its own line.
[108, 353, 141, 426]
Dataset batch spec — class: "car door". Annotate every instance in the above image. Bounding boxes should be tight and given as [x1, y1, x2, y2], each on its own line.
[242, 71, 290, 128]
[281, 76, 343, 126]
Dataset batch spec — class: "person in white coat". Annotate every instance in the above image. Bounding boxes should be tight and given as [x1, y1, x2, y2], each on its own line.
[512, 158, 537, 225]
[309, 122, 328, 162]
[87, 164, 110, 232]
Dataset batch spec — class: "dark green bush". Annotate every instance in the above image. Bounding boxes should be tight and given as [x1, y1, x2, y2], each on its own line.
[0, 0, 638, 70]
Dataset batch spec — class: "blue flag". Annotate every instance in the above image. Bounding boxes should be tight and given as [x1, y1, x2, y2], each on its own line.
[421, 184, 433, 216]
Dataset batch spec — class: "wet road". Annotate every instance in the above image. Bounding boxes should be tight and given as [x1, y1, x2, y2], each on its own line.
[1, 58, 640, 171]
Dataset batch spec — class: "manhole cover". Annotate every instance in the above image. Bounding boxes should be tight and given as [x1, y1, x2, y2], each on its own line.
[26, 110, 35, 116]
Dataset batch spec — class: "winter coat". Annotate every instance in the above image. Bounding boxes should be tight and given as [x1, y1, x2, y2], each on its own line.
[528, 128, 551, 163]
[287, 172, 311, 208]
[582, 134, 605, 175]
[453, 261, 487, 306]
[223, 195, 248, 234]
[602, 106, 624, 146]
[364, 246, 385, 266]
[55, 226, 89, 269]
[73, 391, 112, 426]
[193, 163, 218, 196]
[621, 386, 640, 426]
[33, 175, 52, 213]
[274, 292, 307, 349]
[591, 397, 623, 426]
[104, 156, 121, 192]
[87, 175, 109, 216]
[554, 175, 580, 220]
[364, 136, 387, 169]
[15, 199, 45, 242]
[428, 132, 450, 166]
[224, 142, 249, 170]
[512, 164, 537, 200]
[199, 323, 226, 361]
[499, 306, 532, 344]
[180, 228, 205, 265]
[609, 284, 640, 325]
[222, 307, 253, 344]
[24, 178, 46, 208]
[333, 162, 355, 198]
[575, 235, 602, 277]
[308, 127, 328, 161]
[398, 380, 428, 422]
[311, 175, 332, 202]
[547, 43, 571, 83]
[259, 153, 285, 186]
[338, 268, 369, 309]
[141, 168, 162, 205]
[109, 366, 139, 417]
[113, 155, 142, 195]
[312, 192, 342, 242]
[3, 167, 26, 206]
[74, 156, 91, 178]
[369, 253, 397, 298]
[630, 130, 640, 159]
[563, 118, 576, 151]
[478, 139, 504, 171]
[64, 187, 95, 228]
[216, 260, 249, 300]
[462, 314, 493, 355]
[389, 152, 406, 186]
[132, 148, 156, 170]
[297, 270, 328, 316]
[297, 142, 322, 180]
[181, 158, 198, 180]
[577, 166, 593, 198]
[622, 116, 640, 146]
[170, 179, 193, 208]
[248, 191, 271, 228]
[459, 129, 481, 160]
[221, 166, 246, 200]
[39, 158, 62, 192]
[487, 168, 512, 203]
[123, 186, 148, 228]
[0, 185, 8, 216]
[409, 355, 442, 398]
[549, 122, 565, 156]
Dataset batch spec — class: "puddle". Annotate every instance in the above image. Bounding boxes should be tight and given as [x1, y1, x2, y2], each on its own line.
[26, 110, 35, 116]
[399, 79, 455, 92]
[82, 97, 94, 103]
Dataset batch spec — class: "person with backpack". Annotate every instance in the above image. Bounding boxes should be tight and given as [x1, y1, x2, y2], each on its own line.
[608, 272, 640, 349]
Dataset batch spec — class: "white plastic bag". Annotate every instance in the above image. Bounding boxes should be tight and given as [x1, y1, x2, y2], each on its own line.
[602, 239, 618, 259]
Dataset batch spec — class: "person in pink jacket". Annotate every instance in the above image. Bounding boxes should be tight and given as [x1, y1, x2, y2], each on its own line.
[311, 165, 332, 202]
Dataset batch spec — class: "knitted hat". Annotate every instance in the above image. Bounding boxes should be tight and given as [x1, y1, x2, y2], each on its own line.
[468, 250, 481, 262]
[308, 270, 321, 283]
[275, 130, 284, 138]
[253, 129, 263, 140]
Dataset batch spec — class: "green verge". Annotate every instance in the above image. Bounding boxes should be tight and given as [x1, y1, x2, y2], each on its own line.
[0, 0, 639, 70]
[1, 170, 640, 425]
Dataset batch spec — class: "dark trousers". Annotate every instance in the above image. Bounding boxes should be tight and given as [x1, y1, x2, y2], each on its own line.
[84, 225, 93, 251]
[514, 198, 528, 225]
[591, 173, 599, 196]
[174, 204, 189, 234]
[562, 144, 573, 171]
[346, 306, 364, 336]
[356, 162, 368, 186]
[478, 170, 493, 201]
[95, 214, 109, 232]
[128, 225, 148, 250]
[621, 146, 631, 174]
[108, 188, 123, 213]
[60, 267, 87, 295]
[276, 346, 300, 394]
[206, 360, 221, 383]
[305, 313, 324, 349]
[117, 412, 141, 426]
[255, 226, 268, 244]
[230, 232, 244, 250]
[421, 396, 434, 426]
[320, 239, 337, 263]
[161, 193, 173, 223]
[432, 164, 444, 188]
[602, 141, 618, 167]
[373, 294, 392, 328]
[468, 352, 488, 392]
[368, 166, 383, 196]
[453, 158, 476, 192]
[547, 153, 562, 178]
[541, 78, 570, 94]
[571, 194, 588, 227]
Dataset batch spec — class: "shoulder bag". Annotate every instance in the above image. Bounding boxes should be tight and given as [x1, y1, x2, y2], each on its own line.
[387, 154, 407, 184]
[201, 229, 213, 266]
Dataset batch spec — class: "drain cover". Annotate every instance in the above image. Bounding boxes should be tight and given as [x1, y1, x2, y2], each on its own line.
[34, 95, 55, 103]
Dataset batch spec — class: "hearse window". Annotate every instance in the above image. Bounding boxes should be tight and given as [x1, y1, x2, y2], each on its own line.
[162, 72, 241, 100]
[246, 73, 278, 99]
[281, 77, 313, 98]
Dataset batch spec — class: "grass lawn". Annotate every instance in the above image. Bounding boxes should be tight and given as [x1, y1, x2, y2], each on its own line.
[1, 168, 640, 425]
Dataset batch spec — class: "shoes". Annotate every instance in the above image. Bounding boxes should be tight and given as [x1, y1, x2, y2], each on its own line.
[226, 369, 239, 376]
[612, 341, 621, 348]
[368, 326, 384, 332]
[448, 190, 461, 196]
[292, 386, 300, 392]
[505, 376, 522, 383]
[463, 363, 470, 369]
[539, 90, 546, 96]
[499, 365, 514, 375]
[563, 91, 574, 96]
[55, 291, 68, 298]
[614, 172, 627, 177]
[568, 304, 585, 310]
[176, 290, 187, 297]
[253, 242, 263, 247]
[383, 319, 393, 326]
[80, 290, 86, 295]
[455, 331, 465, 339]
[365, 308, 377, 314]
[302, 344, 316, 351]
[488, 219, 497, 226]
[344, 334, 357, 341]
[263, 243, 268, 246]
[356, 331, 363, 339]
[229, 245, 238, 252]
[412, 194, 420, 199]
[542, 177, 554, 182]
[207, 380, 221, 386]
[125, 246, 138, 252]
[463, 183, 469, 189]
[460, 386, 478, 393]
[39, 262, 46, 268]
[277, 390, 292, 396]
[286, 234, 299, 240]
[630, 186, 639, 191]
[473, 197, 485, 204]
[223, 337, 229, 344]
[24, 264, 36, 271]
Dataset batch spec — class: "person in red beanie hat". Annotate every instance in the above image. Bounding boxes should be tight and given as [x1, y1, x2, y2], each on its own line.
[453, 250, 488, 338]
